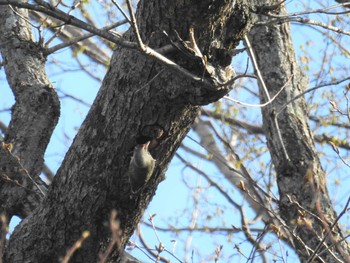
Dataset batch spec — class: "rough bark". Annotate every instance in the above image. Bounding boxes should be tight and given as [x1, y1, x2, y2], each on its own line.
[250, 1, 350, 262]
[0, 5, 60, 219]
[3, 1, 252, 262]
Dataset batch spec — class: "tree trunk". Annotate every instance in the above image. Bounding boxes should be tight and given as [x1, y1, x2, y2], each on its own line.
[250, 1, 350, 262]
[0, 5, 59, 219]
[3, 1, 252, 262]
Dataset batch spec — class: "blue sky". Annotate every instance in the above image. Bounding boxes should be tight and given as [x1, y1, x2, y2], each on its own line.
[1, 1, 350, 262]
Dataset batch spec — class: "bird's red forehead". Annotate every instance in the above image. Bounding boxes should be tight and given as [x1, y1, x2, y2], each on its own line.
[139, 142, 150, 149]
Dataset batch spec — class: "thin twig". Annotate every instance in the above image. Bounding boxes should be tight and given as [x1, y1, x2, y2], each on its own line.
[0, 121, 54, 182]
[11, 0, 137, 48]
[244, 35, 290, 162]
[9, 5, 36, 28]
[137, 225, 169, 263]
[216, 73, 256, 88]
[266, 3, 350, 18]
[142, 222, 263, 233]
[135, 69, 165, 93]
[223, 76, 290, 107]
[148, 214, 163, 246]
[75, 57, 103, 82]
[126, 0, 144, 50]
[111, 0, 131, 23]
[257, 17, 350, 36]
[99, 210, 121, 263]
[214, 245, 223, 263]
[307, 196, 350, 263]
[45, 0, 82, 46]
[239, 206, 268, 262]
[148, 215, 183, 263]
[1, 142, 46, 196]
[57, 89, 92, 107]
[46, 20, 127, 54]
[329, 141, 350, 168]
[128, 239, 157, 262]
[9, 4, 45, 44]
[317, 234, 350, 260]
[244, 35, 270, 101]
[183, 133, 315, 253]
[61, 231, 90, 263]
[276, 76, 350, 115]
[1, 173, 29, 191]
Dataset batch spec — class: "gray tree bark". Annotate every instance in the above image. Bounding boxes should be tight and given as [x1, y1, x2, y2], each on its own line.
[2, 0, 349, 262]
[250, 0, 350, 262]
[1, 0, 252, 262]
[0, 5, 59, 219]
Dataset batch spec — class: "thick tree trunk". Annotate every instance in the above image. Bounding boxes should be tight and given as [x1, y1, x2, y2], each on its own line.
[3, 1, 252, 262]
[250, 1, 350, 262]
[0, 5, 60, 219]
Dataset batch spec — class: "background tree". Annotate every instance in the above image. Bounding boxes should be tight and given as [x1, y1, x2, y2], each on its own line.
[1, 0, 350, 262]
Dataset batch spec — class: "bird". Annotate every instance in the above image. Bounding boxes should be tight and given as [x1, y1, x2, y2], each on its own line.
[129, 142, 155, 192]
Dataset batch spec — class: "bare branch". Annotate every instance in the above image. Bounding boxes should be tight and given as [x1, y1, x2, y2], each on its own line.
[45, 20, 127, 55]
[223, 76, 290, 108]
[44, 0, 82, 46]
[148, 215, 184, 263]
[137, 226, 170, 263]
[267, 2, 350, 17]
[176, 152, 242, 210]
[1, 142, 46, 197]
[61, 231, 90, 263]
[111, 0, 131, 23]
[99, 210, 122, 263]
[277, 77, 350, 115]
[244, 35, 290, 162]
[142, 222, 264, 234]
[307, 196, 350, 262]
[258, 16, 350, 36]
[126, 0, 144, 50]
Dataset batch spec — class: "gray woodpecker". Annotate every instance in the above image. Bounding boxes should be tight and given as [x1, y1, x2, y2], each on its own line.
[129, 142, 155, 192]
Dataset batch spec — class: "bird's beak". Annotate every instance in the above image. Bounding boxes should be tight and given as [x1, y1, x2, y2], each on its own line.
[139, 141, 150, 150]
